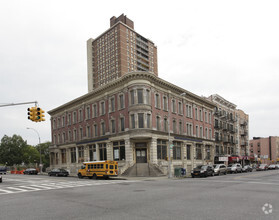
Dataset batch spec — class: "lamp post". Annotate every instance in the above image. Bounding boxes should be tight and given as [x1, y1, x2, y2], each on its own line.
[27, 127, 42, 174]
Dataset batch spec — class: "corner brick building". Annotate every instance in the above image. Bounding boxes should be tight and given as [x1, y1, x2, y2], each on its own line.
[48, 14, 250, 176]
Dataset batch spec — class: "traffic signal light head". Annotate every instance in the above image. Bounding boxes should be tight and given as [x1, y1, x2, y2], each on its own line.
[28, 107, 46, 122]
[27, 107, 36, 121]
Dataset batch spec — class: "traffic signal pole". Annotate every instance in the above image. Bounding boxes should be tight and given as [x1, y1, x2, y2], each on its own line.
[0, 101, 38, 108]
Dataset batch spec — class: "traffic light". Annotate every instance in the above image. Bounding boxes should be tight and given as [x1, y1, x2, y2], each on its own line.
[38, 108, 45, 122]
[27, 107, 36, 121]
[35, 107, 45, 122]
[28, 107, 46, 122]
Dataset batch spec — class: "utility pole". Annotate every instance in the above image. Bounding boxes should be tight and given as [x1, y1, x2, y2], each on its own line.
[0, 101, 38, 108]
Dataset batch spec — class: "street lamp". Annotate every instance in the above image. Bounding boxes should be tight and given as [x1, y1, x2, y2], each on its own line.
[27, 127, 42, 174]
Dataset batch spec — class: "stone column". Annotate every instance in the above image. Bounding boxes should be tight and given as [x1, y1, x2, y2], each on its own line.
[106, 142, 113, 161]
[75, 146, 79, 164]
[84, 145, 89, 162]
[150, 137, 157, 164]
[125, 138, 133, 165]
[96, 143, 100, 161]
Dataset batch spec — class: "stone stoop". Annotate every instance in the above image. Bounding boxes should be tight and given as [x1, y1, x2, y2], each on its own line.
[120, 163, 166, 177]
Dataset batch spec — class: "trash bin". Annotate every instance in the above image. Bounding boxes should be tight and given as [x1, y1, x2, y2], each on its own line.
[174, 168, 182, 177]
[181, 168, 186, 176]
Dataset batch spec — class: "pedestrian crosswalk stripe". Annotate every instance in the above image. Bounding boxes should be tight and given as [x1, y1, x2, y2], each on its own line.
[0, 180, 138, 195]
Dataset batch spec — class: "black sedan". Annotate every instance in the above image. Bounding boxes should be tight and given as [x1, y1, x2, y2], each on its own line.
[191, 165, 214, 178]
[23, 168, 38, 175]
[0, 175, 2, 183]
[48, 168, 69, 177]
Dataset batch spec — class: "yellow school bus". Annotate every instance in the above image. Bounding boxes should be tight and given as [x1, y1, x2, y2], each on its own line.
[77, 160, 118, 179]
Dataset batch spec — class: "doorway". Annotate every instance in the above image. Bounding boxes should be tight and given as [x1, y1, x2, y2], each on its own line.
[135, 143, 147, 163]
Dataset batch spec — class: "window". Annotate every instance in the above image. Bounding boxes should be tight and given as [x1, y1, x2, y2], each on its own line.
[156, 116, 160, 130]
[157, 140, 167, 159]
[164, 118, 168, 132]
[113, 141, 125, 161]
[119, 94, 124, 109]
[209, 113, 212, 124]
[200, 126, 203, 138]
[62, 116, 65, 127]
[73, 112, 77, 123]
[205, 112, 208, 123]
[205, 128, 208, 139]
[74, 129, 77, 141]
[196, 126, 199, 137]
[68, 130, 72, 142]
[138, 113, 144, 128]
[93, 104, 98, 117]
[199, 109, 203, 121]
[173, 142, 181, 160]
[110, 98, 115, 112]
[146, 90, 150, 104]
[86, 106, 90, 119]
[94, 124, 98, 137]
[163, 96, 168, 111]
[89, 145, 97, 161]
[101, 122, 105, 135]
[173, 120, 177, 133]
[187, 145, 191, 160]
[155, 94, 160, 108]
[137, 89, 143, 104]
[196, 144, 202, 160]
[99, 143, 107, 160]
[130, 90, 135, 105]
[147, 114, 151, 128]
[195, 108, 198, 120]
[131, 114, 135, 129]
[79, 127, 83, 140]
[111, 120, 115, 133]
[120, 117, 125, 131]
[87, 126, 91, 138]
[71, 148, 76, 163]
[79, 109, 83, 122]
[178, 102, 182, 114]
[100, 102, 105, 115]
[172, 99, 176, 113]
[179, 121, 183, 134]
[78, 146, 84, 163]
[68, 114, 72, 125]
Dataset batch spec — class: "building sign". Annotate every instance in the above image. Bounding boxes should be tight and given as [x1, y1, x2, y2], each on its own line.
[219, 157, 228, 162]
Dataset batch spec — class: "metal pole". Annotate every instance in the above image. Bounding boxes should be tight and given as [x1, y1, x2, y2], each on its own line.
[27, 127, 42, 174]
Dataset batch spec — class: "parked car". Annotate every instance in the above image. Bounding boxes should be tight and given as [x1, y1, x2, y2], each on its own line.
[191, 165, 214, 178]
[227, 163, 242, 174]
[242, 165, 253, 172]
[256, 164, 268, 171]
[268, 164, 277, 170]
[0, 175, 2, 183]
[48, 168, 69, 177]
[213, 164, 227, 175]
[0, 166, 7, 174]
[275, 164, 279, 169]
[23, 168, 38, 175]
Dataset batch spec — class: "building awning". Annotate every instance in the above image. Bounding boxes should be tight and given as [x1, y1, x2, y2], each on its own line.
[228, 156, 240, 162]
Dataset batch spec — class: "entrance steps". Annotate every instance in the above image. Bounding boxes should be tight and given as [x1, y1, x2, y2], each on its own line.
[121, 163, 165, 177]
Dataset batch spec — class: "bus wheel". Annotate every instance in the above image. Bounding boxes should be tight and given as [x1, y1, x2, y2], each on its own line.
[92, 174, 97, 180]
[78, 173, 83, 179]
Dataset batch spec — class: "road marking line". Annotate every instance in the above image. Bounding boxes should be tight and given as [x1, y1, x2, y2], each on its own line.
[29, 185, 54, 189]
[6, 187, 28, 192]
[0, 189, 14, 193]
[17, 186, 41, 190]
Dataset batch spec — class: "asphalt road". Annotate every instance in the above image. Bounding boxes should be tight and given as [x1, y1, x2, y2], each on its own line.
[0, 170, 278, 220]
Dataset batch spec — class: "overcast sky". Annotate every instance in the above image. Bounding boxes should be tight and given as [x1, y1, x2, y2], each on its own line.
[1, 0, 278, 146]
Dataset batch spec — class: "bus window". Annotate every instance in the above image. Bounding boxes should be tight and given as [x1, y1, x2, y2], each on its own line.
[81, 165, 86, 169]
[94, 164, 96, 169]
[97, 164, 100, 169]
[106, 164, 108, 169]
[101, 164, 103, 169]
[115, 165, 118, 169]
[110, 165, 113, 169]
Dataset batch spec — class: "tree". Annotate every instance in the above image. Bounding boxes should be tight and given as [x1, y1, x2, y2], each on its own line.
[22, 145, 40, 165]
[36, 142, 51, 170]
[0, 135, 28, 166]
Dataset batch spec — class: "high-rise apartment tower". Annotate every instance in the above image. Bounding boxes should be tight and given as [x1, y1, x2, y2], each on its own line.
[87, 14, 158, 92]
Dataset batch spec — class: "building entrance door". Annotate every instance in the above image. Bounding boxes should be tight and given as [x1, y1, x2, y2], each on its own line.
[135, 143, 147, 163]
